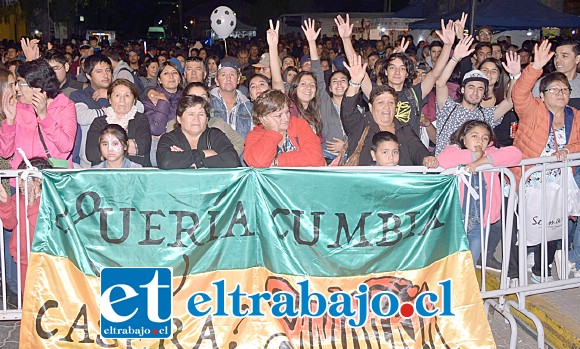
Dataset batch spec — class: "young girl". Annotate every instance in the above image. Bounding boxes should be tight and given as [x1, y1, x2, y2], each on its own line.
[437, 120, 522, 265]
[371, 131, 400, 167]
[0, 157, 51, 293]
[93, 124, 142, 169]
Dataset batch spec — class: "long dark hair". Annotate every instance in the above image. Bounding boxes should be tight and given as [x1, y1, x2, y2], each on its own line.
[479, 58, 506, 104]
[288, 71, 322, 135]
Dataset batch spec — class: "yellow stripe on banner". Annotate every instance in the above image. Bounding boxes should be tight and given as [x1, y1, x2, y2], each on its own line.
[20, 251, 495, 348]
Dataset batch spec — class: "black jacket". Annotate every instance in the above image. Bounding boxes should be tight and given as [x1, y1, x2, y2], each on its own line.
[156, 127, 241, 169]
[86, 113, 152, 167]
[341, 92, 431, 166]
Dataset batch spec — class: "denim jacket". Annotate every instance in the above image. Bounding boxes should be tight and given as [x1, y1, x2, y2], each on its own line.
[210, 88, 253, 139]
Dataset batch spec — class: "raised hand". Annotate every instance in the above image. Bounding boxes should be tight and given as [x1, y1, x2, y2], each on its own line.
[267, 19, 280, 48]
[31, 89, 48, 120]
[343, 55, 367, 84]
[0, 184, 7, 203]
[393, 37, 409, 54]
[21, 37, 40, 61]
[532, 40, 554, 70]
[502, 50, 521, 77]
[454, 12, 468, 39]
[334, 14, 353, 39]
[452, 35, 475, 60]
[436, 19, 456, 46]
[2, 87, 16, 125]
[301, 18, 320, 43]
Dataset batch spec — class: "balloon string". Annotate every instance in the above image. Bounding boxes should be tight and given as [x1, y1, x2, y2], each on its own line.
[224, 38, 228, 56]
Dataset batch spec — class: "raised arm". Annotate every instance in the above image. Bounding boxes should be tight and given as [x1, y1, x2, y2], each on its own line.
[341, 55, 368, 135]
[512, 40, 554, 119]
[336, 14, 372, 99]
[303, 18, 321, 61]
[436, 36, 474, 110]
[267, 20, 285, 92]
[422, 19, 456, 99]
[493, 51, 521, 120]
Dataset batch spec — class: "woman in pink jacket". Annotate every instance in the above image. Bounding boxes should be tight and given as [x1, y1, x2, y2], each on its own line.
[437, 120, 522, 265]
[0, 59, 77, 170]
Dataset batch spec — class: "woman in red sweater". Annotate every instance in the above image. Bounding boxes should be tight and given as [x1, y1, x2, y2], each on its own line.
[244, 90, 325, 168]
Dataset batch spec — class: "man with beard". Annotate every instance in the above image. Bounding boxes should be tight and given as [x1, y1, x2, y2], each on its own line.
[434, 37, 516, 155]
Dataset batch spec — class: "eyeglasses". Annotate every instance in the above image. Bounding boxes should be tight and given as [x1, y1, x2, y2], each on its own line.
[544, 87, 572, 95]
[51, 64, 65, 72]
[478, 31, 492, 36]
[17, 80, 29, 87]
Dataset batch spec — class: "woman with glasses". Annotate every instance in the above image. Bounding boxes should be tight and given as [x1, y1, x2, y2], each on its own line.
[512, 40, 580, 283]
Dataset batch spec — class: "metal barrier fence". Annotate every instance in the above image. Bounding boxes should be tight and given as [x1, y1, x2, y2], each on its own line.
[1, 157, 580, 349]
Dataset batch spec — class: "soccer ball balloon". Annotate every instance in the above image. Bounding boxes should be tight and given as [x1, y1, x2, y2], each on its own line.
[210, 6, 237, 39]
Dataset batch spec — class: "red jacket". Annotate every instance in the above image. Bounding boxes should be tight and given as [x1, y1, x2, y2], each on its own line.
[244, 116, 325, 168]
[0, 194, 40, 266]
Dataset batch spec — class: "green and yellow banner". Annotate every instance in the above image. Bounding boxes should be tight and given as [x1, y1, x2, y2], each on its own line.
[20, 168, 495, 348]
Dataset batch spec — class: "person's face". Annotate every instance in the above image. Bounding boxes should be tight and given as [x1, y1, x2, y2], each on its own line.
[302, 45, 309, 56]
[462, 81, 486, 106]
[237, 52, 249, 65]
[301, 61, 311, 71]
[321, 60, 330, 71]
[414, 68, 427, 85]
[282, 57, 295, 71]
[285, 70, 297, 84]
[368, 55, 379, 69]
[199, 49, 207, 60]
[79, 47, 91, 58]
[325, 41, 333, 50]
[14, 77, 36, 104]
[88, 62, 112, 90]
[476, 47, 492, 64]
[371, 140, 400, 166]
[480, 62, 500, 86]
[185, 61, 205, 83]
[261, 105, 290, 132]
[258, 66, 271, 79]
[146, 62, 159, 78]
[128, 52, 139, 64]
[249, 76, 269, 101]
[476, 29, 492, 43]
[369, 92, 397, 128]
[6, 74, 15, 97]
[109, 84, 136, 115]
[518, 51, 530, 64]
[100, 133, 126, 164]
[386, 58, 408, 86]
[491, 45, 502, 60]
[216, 67, 239, 92]
[178, 104, 208, 137]
[296, 75, 316, 105]
[316, 44, 323, 57]
[540, 80, 571, 110]
[463, 125, 491, 152]
[158, 66, 180, 93]
[64, 53, 73, 65]
[176, 56, 185, 68]
[185, 86, 209, 101]
[89, 39, 98, 47]
[376, 41, 385, 52]
[65, 45, 74, 54]
[328, 49, 337, 60]
[249, 46, 259, 57]
[6, 48, 16, 60]
[554, 45, 580, 75]
[207, 59, 218, 73]
[430, 46, 442, 63]
[48, 60, 68, 84]
[329, 73, 348, 98]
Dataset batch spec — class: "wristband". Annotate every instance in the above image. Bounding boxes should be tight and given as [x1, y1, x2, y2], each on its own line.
[349, 81, 362, 88]
[451, 56, 460, 62]
[510, 73, 521, 80]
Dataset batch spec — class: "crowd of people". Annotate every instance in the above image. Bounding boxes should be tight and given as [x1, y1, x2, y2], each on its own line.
[0, 12, 579, 296]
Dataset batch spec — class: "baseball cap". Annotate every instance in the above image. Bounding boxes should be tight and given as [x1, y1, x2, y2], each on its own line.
[218, 57, 240, 72]
[300, 55, 311, 67]
[253, 53, 270, 68]
[463, 70, 489, 85]
[497, 35, 508, 43]
[80, 40, 91, 49]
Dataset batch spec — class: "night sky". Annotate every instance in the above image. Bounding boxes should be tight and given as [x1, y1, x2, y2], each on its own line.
[79, 0, 410, 39]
